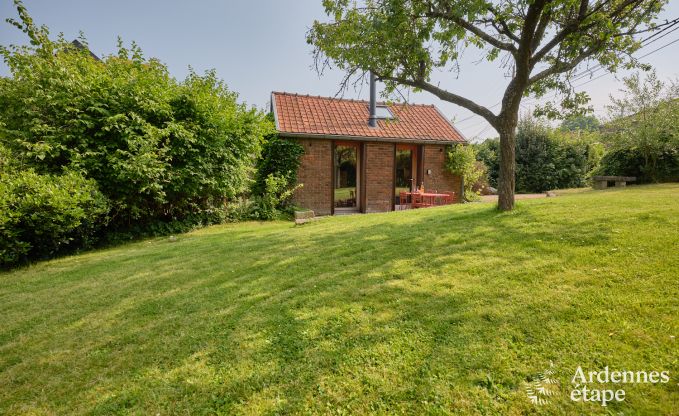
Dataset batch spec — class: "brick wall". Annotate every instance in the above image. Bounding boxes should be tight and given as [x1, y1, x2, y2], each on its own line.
[291, 138, 332, 215]
[365, 142, 395, 212]
[290, 139, 460, 215]
[422, 145, 463, 202]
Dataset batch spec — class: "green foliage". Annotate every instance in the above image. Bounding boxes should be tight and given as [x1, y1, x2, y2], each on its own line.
[474, 139, 500, 189]
[0, 2, 274, 266]
[227, 175, 301, 222]
[0, 6, 272, 237]
[255, 174, 300, 220]
[476, 118, 601, 193]
[308, 0, 666, 115]
[308, 0, 669, 209]
[601, 71, 679, 182]
[445, 145, 486, 201]
[253, 133, 304, 196]
[0, 169, 108, 266]
[594, 147, 679, 183]
[560, 114, 601, 132]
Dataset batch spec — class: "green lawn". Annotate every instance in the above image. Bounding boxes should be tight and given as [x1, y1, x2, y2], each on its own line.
[1, 184, 678, 415]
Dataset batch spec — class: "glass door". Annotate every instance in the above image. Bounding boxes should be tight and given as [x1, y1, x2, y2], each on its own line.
[334, 143, 359, 212]
[395, 145, 417, 207]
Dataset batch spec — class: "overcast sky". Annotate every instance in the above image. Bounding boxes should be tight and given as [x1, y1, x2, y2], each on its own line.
[2, 0, 678, 141]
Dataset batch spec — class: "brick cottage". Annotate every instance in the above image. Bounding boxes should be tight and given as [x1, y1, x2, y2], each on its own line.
[271, 82, 467, 215]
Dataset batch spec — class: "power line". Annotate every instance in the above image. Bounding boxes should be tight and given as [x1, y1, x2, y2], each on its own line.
[529, 35, 679, 103]
[472, 124, 493, 139]
[565, 24, 679, 85]
[453, 20, 679, 126]
[463, 34, 679, 139]
[568, 19, 679, 81]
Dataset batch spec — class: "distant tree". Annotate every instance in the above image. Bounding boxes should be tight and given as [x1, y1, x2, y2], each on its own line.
[560, 114, 600, 132]
[602, 71, 679, 181]
[309, 0, 675, 210]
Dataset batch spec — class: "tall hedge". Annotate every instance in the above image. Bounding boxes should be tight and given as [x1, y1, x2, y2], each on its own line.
[594, 148, 679, 183]
[253, 132, 304, 196]
[0, 169, 108, 266]
[476, 118, 601, 193]
[0, 25, 272, 233]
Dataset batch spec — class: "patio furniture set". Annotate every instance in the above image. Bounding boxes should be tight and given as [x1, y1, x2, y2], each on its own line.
[398, 190, 456, 210]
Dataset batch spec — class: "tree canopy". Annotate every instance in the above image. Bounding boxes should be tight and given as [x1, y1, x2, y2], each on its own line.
[309, 0, 674, 210]
[560, 114, 601, 132]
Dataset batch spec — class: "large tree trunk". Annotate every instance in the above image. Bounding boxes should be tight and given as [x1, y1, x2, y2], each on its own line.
[497, 120, 517, 211]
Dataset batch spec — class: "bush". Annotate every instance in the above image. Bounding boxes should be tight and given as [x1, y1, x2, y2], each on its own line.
[0, 22, 271, 234]
[474, 139, 500, 189]
[602, 71, 679, 183]
[253, 134, 304, 196]
[0, 170, 109, 266]
[445, 145, 486, 201]
[476, 118, 601, 193]
[594, 147, 679, 183]
[226, 174, 301, 221]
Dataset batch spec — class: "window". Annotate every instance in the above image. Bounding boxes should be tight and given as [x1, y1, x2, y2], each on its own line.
[334, 143, 360, 211]
[394, 145, 418, 207]
[374, 105, 394, 119]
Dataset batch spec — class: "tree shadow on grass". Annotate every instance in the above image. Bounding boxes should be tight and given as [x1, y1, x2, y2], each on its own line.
[0, 204, 622, 415]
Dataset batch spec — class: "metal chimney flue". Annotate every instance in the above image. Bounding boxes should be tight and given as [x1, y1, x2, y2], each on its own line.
[368, 72, 377, 127]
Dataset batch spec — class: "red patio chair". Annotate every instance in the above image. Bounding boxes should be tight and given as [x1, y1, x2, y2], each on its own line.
[399, 192, 410, 210]
[412, 192, 423, 208]
[443, 191, 456, 204]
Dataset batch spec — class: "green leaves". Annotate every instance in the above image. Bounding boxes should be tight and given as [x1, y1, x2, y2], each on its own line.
[253, 134, 304, 197]
[445, 144, 486, 201]
[601, 71, 679, 182]
[0, 169, 108, 266]
[476, 118, 600, 193]
[0, 1, 273, 260]
[309, 0, 669, 117]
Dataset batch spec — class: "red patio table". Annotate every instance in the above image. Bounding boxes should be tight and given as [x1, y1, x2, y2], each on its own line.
[406, 191, 452, 208]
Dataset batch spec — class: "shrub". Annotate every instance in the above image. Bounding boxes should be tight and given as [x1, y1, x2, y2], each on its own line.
[594, 147, 679, 183]
[253, 134, 304, 196]
[474, 139, 500, 189]
[227, 175, 301, 221]
[476, 118, 600, 193]
[0, 170, 109, 266]
[601, 72, 679, 183]
[0, 19, 272, 234]
[445, 145, 486, 201]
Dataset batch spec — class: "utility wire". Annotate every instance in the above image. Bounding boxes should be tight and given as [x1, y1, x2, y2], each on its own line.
[464, 35, 679, 140]
[454, 20, 679, 127]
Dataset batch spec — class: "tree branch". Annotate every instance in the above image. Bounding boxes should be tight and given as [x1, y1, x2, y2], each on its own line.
[515, 0, 547, 76]
[378, 73, 499, 127]
[531, 0, 590, 66]
[485, 5, 521, 44]
[530, 9, 552, 51]
[528, 51, 596, 85]
[531, 0, 647, 66]
[424, 10, 518, 54]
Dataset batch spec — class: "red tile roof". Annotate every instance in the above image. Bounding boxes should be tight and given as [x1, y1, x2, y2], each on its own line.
[272, 92, 466, 144]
